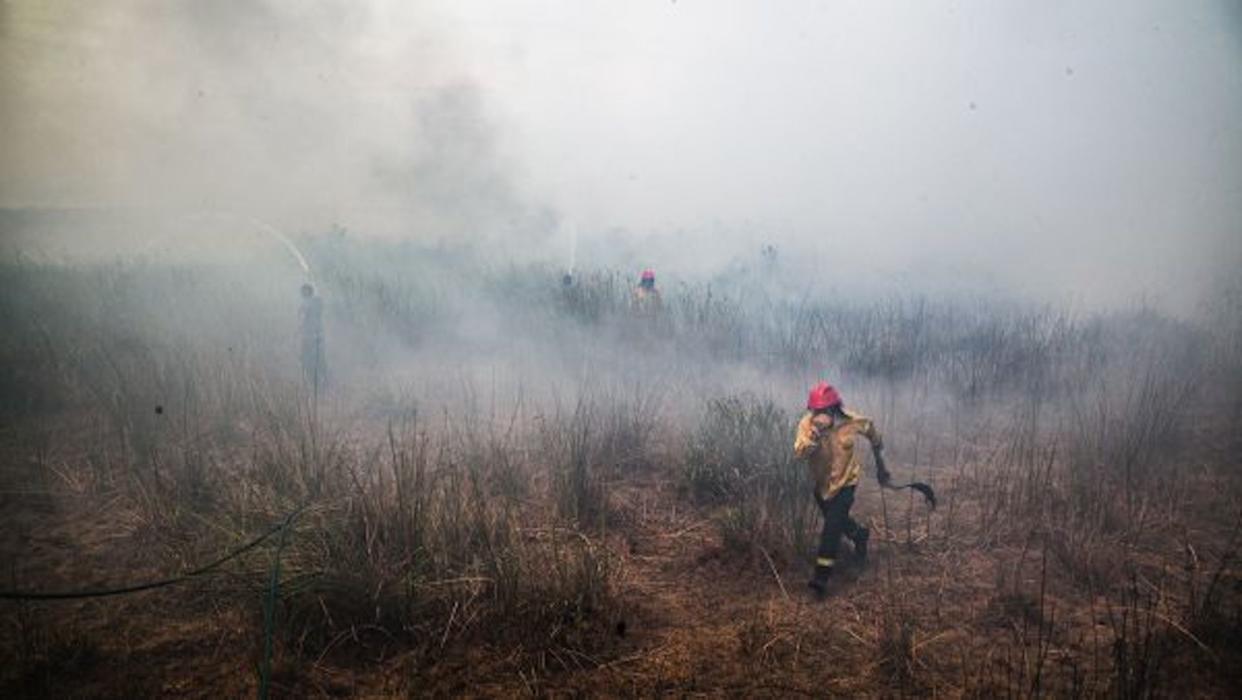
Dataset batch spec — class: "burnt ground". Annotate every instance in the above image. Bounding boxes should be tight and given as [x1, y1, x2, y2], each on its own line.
[2, 425, 1240, 698]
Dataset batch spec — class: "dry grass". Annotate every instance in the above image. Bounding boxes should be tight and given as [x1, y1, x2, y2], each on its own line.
[1, 244, 1240, 696]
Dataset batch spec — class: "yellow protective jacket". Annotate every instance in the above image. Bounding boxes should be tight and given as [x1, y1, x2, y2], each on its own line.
[630, 286, 663, 315]
[793, 410, 883, 500]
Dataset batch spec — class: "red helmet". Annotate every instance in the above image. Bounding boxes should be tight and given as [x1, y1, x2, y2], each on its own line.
[640, 269, 655, 282]
[806, 382, 842, 410]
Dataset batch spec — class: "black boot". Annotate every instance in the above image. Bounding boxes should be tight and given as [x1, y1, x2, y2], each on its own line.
[807, 561, 834, 600]
[852, 526, 870, 565]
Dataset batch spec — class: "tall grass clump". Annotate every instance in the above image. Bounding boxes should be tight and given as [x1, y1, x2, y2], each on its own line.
[199, 408, 622, 669]
[541, 398, 608, 529]
[679, 395, 813, 560]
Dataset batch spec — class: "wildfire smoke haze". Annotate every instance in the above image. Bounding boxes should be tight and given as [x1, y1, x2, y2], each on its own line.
[1, 1, 1240, 696]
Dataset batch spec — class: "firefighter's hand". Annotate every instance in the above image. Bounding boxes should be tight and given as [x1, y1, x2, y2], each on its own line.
[875, 455, 892, 487]
[877, 467, 892, 487]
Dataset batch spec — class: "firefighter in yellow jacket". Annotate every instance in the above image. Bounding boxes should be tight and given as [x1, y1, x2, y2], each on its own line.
[630, 269, 663, 315]
[794, 382, 890, 598]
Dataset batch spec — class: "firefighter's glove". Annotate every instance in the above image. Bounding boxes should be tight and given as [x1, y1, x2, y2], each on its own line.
[810, 417, 832, 444]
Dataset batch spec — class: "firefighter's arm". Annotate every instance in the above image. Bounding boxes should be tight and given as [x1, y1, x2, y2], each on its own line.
[793, 416, 821, 459]
[874, 448, 891, 486]
[863, 418, 891, 486]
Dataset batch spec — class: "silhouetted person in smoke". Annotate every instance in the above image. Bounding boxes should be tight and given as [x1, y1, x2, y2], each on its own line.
[300, 282, 325, 393]
[761, 243, 778, 266]
[559, 270, 582, 316]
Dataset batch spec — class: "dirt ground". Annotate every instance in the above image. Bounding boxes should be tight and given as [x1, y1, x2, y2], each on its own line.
[2, 421, 1240, 698]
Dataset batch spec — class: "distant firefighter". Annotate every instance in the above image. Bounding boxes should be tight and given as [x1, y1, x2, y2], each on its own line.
[760, 243, 778, 265]
[299, 282, 325, 392]
[557, 269, 582, 319]
[794, 382, 888, 599]
[630, 269, 663, 315]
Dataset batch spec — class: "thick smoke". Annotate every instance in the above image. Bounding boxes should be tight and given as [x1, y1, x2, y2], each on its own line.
[0, 0, 545, 253]
[2, 0, 1240, 309]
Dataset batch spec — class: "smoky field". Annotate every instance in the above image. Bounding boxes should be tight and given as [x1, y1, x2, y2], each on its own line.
[1, 232, 1241, 698]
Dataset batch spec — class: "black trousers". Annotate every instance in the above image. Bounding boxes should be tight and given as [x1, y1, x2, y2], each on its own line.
[815, 485, 862, 569]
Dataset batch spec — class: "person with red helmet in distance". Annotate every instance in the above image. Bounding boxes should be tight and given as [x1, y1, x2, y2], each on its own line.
[630, 269, 662, 315]
[794, 381, 890, 599]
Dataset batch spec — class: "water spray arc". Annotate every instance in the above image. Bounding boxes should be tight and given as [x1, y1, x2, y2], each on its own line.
[140, 211, 314, 280]
[251, 217, 311, 277]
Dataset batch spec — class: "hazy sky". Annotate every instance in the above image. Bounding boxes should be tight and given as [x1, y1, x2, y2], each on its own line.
[1, 1, 1239, 308]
